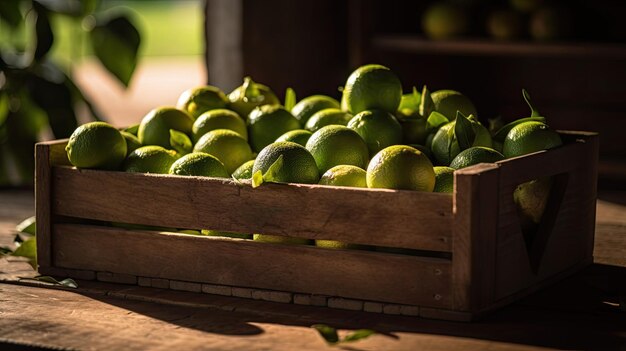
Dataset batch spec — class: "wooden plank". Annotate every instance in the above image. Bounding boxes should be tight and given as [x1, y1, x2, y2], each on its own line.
[51, 223, 452, 308]
[50, 167, 453, 252]
[451, 163, 500, 312]
[35, 143, 52, 269]
[494, 133, 598, 300]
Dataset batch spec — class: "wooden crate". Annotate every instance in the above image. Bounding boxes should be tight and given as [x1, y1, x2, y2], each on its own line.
[35, 131, 599, 321]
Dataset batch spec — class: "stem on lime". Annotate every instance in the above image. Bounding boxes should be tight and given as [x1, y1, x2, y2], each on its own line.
[522, 89, 541, 117]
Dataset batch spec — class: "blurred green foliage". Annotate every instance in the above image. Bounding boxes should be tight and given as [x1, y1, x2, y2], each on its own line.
[0, 0, 141, 186]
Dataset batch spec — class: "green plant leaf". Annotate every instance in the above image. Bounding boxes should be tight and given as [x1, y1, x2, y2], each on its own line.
[89, 14, 140, 87]
[455, 111, 476, 151]
[493, 116, 547, 142]
[241, 76, 264, 103]
[522, 89, 541, 118]
[0, 0, 22, 28]
[263, 155, 283, 183]
[251, 170, 264, 188]
[33, 3, 54, 61]
[12, 237, 37, 269]
[16, 216, 36, 236]
[311, 324, 339, 344]
[342, 329, 376, 343]
[419, 85, 434, 118]
[284, 87, 296, 111]
[169, 129, 192, 155]
[20, 275, 78, 288]
[124, 124, 139, 136]
[426, 111, 448, 130]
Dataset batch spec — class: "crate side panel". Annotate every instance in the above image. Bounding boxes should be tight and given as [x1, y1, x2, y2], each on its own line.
[51, 224, 452, 308]
[494, 136, 597, 299]
[51, 167, 453, 252]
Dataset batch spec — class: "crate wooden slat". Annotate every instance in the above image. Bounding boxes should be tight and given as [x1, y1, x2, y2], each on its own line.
[35, 131, 599, 321]
[50, 165, 453, 252]
[52, 223, 451, 307]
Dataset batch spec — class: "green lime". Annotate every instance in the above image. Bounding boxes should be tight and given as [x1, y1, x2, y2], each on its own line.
[252, 142, 319, 184]
[228, 77, 280, 119]
[306, 125, 369, 173]
[367, 145, 435, 191]
[431, 90, 478, 121]
[319, 165, 367, 187]
[123, 145, 178, 174]
[449, 146, 504, 169]
[275, 129, 313, 147]
[431, 121, 493, 166]
[138, 107, 194, 149]
[120, 131, 141, 156]
[193, 129, 253, 174]
[347, 109, 403, 156]
[169, 152, 229, 178]
[341, 64, 403, 114]
[304, 108, 353, 132]
[192, 108, 247, 143]
[422, 3, 469, 39]
[176, 85, 228, 119]
[291, 95, 340, 125]
[248, 105, 301, 153]
[503, 121, 562, 158]
[433, 166, 455, 193]
[232, 159, 255, 180]
[65, 122, 127, 170]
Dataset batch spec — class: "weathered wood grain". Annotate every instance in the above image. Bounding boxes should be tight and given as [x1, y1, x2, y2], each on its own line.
[35, 143, 52, 269]
[52, 223, 452, 308]
[50, 167, 453, 252]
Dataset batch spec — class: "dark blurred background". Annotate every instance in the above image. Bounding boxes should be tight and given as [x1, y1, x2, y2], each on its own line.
[213, 0, 626, 187]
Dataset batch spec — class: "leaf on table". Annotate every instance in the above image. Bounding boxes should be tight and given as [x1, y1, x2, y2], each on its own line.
[20, 275, 78, 288]
[169, 129, 192, 155]
[89, 14, 140, 87]
[284, 87, 296, 111]
[16, 216, 36, 236]
[11, 237, 37, 269]
[342, 329, 376, 343]
[454, 111, 476, 151]
[311, 324, 339, 344]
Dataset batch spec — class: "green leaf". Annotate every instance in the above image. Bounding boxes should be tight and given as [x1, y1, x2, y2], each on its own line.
[455, 111, 476, 151]
[33, 3, 54, 61]
[522, 89, 541, 118]
[0, 0, 22, 28]
[284, 87, 296, 111]
[12, 237, 36, 269]
[242, 76, 264, 103]
[124, 124, 139, 136]
[251, 170, 264, 188]
[20, 275, 78, 288]
[419, 85, 434, 118]
[16, 216, 36, 236]
[342, 329, 376, 343]
[426, 111, 448, 131]
[90, 14, 140, 87]
[169, 129, 192, 155]
[263, 155, 283, 183]
[311, 324, 339, 344]
[493, 116, 547, 142]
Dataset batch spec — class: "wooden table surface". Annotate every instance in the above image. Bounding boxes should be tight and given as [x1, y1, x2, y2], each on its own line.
[1, 189, 625, 351]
